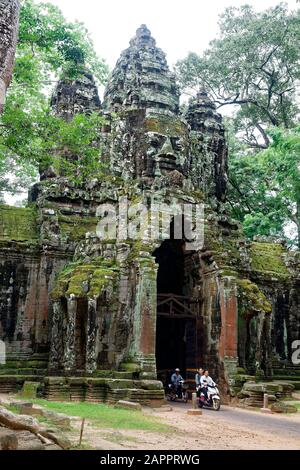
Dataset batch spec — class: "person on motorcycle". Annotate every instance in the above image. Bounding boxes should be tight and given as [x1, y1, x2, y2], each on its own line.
[200, 370, 216, 402]
[195, 368, 203, 397]
[171, 368, 184, 398]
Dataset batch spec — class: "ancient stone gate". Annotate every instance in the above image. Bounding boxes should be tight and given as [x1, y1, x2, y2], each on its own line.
[0, 25, 299, 403]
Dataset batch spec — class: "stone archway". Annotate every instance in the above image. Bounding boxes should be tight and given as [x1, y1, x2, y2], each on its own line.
[153, 238, 202, 384]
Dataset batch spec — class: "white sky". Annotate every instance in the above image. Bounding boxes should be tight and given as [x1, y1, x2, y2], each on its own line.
[48, 0, 298, 69]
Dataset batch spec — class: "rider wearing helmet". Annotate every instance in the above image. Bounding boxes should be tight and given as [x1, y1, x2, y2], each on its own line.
[171, 368, 184, 398]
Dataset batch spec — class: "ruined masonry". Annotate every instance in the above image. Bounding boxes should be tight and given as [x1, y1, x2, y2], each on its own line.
[0, 25, 299, 405]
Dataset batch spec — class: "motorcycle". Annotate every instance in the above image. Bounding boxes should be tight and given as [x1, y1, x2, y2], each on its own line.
[167, 380, 188, 403]
[198, 384, 221, 411]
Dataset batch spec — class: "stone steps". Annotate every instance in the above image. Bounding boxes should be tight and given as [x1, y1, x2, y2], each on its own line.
[238, 381, 295, 407]
[0, 376, 42, 394]
[43, 376, 165, 406]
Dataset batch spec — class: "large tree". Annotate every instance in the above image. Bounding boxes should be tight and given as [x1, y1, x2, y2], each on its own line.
[176, 3, 300, 245]
[229, 125, 300, 247]
[0, 0, 20, 113]
[176, 3, 300, 148]
[0, 0, 108, 200]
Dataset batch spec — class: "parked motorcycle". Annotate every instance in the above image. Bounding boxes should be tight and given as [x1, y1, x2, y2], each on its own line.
[167, 380, 188, 403]
[198, 384, 221, 411]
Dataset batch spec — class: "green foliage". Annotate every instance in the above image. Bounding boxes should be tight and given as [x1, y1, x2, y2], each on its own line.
[18, 0, 108, 85]
[228, 125, 300, 246]
[176, 4, 300, 146]
[176, 3, 300, 245]
[0, 0, 109, 199]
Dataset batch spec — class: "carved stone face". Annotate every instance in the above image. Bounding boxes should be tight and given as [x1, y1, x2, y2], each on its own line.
[145, 115, 189, 177]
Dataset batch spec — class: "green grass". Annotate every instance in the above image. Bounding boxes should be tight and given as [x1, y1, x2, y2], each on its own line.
[6, 404, 20, 414]
[102, 432, 140, 444]
[32, 400, 171, 432]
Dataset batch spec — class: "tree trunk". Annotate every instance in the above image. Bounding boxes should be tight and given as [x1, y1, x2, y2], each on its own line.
[0, 0, 20, 113]
[297, 200, 300, 250]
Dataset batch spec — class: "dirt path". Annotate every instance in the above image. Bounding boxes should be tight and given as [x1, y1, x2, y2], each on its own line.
[2, 393, 299, 450]
[71, 403, 300, 450]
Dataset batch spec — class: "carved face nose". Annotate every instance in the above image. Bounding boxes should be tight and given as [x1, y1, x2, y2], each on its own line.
[158, 138, 177, 171]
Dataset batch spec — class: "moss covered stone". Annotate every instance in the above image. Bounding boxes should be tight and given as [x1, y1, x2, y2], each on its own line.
[250, 242, 290, 279]
[0, 205, 38, 243]
[51, 257, 119, 299]
[19, 381, 40, 398]
[145, 115, 187, 136]
[58, 214, 99, 242]
[237, 279, 272, 318]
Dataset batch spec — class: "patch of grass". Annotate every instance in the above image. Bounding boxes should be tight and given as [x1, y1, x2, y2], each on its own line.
[71, 442, 96, 450]
[32, 400, 171, 432]
[102, 432, 140, 445]
[5, 404, 20, 414]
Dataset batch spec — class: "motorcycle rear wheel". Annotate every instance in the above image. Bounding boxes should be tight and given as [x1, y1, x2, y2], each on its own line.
[212, 398, 220, 411]
[167, 394, 176, 401]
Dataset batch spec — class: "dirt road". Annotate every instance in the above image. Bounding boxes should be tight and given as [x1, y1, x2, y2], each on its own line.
[78, 402, 300, 450]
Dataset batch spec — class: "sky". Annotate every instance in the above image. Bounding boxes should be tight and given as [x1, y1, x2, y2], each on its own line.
[48, 0, 298, 69]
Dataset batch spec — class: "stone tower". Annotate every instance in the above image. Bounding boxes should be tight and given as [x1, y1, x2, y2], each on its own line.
[0, 26, 299, 405]
[51, 69, 101, 121]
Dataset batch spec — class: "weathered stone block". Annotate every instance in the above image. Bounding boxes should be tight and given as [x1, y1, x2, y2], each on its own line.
[270, 402, 298, 414]
[39, 429, 72, 450]
[0, 406, 40, 433]
[120, 363, 141, 373]
[0, 428, 18, 450]
[42, 410, 71, 428]
[19, 381, 40, 399]
[20, 405, 43, 416]
[139, 380, 164, 390]
[107, 379, 135, 390]
[11, 401, 33, 409]
[114, 400, 142, 411]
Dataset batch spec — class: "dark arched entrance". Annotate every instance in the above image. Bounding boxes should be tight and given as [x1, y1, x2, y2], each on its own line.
[154, 238, 202, 384]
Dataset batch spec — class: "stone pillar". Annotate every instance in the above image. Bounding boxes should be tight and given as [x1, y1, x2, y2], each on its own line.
[49, 300, 63, 370]
[64, 295, 77, 372]
[130, 259, 158, 378]
[219, 277, 238, 376]
[86, 298, 98, 374]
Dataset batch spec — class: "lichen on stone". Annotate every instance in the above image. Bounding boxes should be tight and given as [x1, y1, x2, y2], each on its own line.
[51, 257, 119, 299]
[250, 242, 290, 279]
[0, 205, 38, 243]
[237, 278, 272, 318]
[58, 214, 99, 242]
